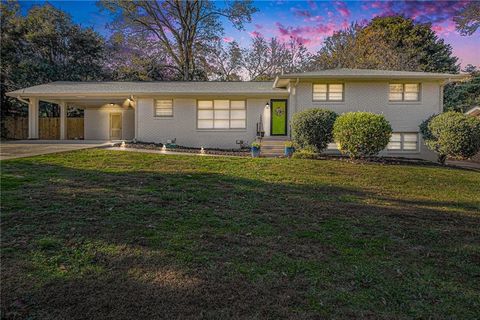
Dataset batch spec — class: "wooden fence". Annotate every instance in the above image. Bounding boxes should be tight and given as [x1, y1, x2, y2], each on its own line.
[3, 117, 84, 140]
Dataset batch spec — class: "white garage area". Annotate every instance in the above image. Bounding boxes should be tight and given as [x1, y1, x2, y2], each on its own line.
[84, 106, 134, 140]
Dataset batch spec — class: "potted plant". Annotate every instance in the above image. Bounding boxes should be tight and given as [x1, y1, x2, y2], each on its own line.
[251, 141, 261, 158]
[284, 141, 295, 157]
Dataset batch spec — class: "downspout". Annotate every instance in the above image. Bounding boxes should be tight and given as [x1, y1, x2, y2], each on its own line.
[294, 78, 299, 114]
[290, 78, 300, 138]
[133, 95, 138, 142]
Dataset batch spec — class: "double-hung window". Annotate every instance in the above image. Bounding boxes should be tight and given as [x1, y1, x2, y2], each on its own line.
[313, 84, 344, 101]
[387, 133, 419, 151]
[389, 83, 420, 101]
[197, 100, 246, 129]
[154, 99, 173, 117]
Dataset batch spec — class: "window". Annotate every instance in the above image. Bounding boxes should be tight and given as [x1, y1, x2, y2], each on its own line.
[313, 84, 344, 101]
[389, 83, 420, 101]
[154, 99, 173, 117]
[387, 133, 419, 151]
[197, 100, 246, 129]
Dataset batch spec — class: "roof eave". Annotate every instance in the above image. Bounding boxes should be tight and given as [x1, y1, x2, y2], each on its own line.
[6, 91, 289, 98]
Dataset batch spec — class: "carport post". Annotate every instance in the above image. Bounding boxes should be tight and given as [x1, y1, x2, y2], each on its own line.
[59, 102, 67, 140]
[28, 97, 39, 139]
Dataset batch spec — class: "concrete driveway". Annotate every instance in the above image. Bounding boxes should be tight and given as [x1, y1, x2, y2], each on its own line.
[0, 140, 114, 160]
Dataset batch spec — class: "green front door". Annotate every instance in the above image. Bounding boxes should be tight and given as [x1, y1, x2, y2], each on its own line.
[271, 99, 287, 136]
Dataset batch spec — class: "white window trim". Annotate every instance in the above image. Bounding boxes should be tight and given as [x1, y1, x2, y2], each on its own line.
[387, 132, 420, 153]
[196, 99, 247, 131]
[312, 83, 345, 102]
[154, 99, 174, 118]
[388, 83, 422, 103]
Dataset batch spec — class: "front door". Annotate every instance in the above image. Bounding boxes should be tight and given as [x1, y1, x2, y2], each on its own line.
[270, 99, 287, 136]
[110, 113, 122, 140]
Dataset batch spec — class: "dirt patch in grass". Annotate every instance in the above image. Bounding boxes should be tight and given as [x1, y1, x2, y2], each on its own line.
[1, 149, 479, 319]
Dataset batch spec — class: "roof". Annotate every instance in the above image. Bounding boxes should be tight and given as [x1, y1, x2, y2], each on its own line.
[274, 68, 469, 87]
[465, 106, 480, 117]
[6, 81, 286, 97]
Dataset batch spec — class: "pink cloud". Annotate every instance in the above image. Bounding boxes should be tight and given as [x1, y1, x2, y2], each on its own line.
[335, 1, 351, 18]
[254, 24, 263, 29]
[307, 0, 318, 10]
[363, 0, 469, 26]
[223, 37, 234, 43]
[291, 8, 312, 18]
[249, 31, 262, 38]
[274, 22, 338, 48]
[431, 21, 457, 35]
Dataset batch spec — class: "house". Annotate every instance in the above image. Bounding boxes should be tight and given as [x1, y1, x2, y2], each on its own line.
[6, 69, 467, 160]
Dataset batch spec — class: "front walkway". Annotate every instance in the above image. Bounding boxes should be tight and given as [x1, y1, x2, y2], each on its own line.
[0, 140, 114, 160]
[446, 159, 480, 170]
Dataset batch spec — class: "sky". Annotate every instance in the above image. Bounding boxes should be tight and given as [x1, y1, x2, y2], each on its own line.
[19, 0, 480, 68]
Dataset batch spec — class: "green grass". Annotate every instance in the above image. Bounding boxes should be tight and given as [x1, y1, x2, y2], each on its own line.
[1, 149, 479, 319]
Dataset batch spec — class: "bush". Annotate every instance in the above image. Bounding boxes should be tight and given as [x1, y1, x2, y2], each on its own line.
[291, 108, 337, 152]
[333, 112, 392, 158]
[420, 111, 480, 163]
[290, 145, 316, 158]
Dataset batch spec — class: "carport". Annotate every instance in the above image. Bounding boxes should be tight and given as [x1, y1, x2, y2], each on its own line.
[6, 82, 136, 141]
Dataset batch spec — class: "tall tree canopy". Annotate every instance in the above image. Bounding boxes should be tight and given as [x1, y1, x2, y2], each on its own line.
[0, 1, 106, 119]
[106, 32, 178, 81]
[241, 35, 311, 81]
[100, 0, 257, 81]
[454, 2, 480, 36]
[312, 16, 459, 73]
[444, 64, 480, 112]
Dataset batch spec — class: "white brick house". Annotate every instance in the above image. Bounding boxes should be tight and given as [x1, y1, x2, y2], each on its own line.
[7, 69, 467, 160]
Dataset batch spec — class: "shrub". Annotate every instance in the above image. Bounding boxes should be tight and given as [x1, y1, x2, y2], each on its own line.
[333, 112, 392, 158]
[291, 146, 320, 159]
[420, 111, 480, 163]
[291, 108, 338, 152]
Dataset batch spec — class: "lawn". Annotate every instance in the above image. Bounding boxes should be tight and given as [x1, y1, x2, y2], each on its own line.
[1, 149, 479, 319]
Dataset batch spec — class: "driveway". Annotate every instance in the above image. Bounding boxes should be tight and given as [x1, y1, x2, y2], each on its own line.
[0, 140, 114, 160]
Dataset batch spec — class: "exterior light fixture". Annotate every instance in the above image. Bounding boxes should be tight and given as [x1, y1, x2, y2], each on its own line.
[265, 102, 270, 109]
[200, 146, 205, 154]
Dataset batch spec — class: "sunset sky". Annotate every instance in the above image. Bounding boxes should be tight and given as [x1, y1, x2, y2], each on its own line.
[20, 0, 480, 68]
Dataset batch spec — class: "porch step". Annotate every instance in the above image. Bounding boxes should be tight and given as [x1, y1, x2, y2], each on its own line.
[259, 137, 291, 157]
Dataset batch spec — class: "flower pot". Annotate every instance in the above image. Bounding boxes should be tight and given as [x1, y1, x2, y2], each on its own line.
[285, 146, 294, 157]
[251, 146, 260, 158]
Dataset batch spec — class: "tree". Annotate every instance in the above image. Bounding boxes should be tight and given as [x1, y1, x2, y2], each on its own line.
[242, 35, 311, 80]
[100, 0, 257, 81]
[454, 2, 480, 36]
[204, 40, 243, 81]
[311, 16, 459, 73]
[444, 65, 480, 112]
[0, 0, 25, 121]
[420, 112, 480, 164]
[1, 2, 106, 123]
[106, 32, 179, 81]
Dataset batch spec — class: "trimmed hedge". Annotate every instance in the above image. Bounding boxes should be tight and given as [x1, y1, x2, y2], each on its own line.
[420, 111, 480, 163]
[333, 112, 392, 158]
[291, 108, 338, 152]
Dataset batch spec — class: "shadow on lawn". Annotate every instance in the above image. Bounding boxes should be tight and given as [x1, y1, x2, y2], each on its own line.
[1, 161, 480, 319]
